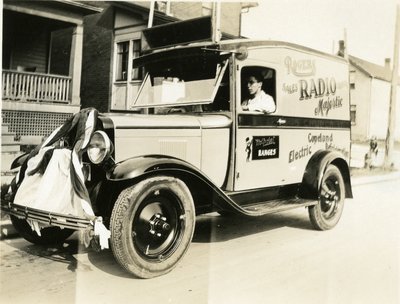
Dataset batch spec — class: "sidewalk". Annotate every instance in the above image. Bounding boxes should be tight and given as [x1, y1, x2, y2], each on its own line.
[351, 169, 400, 186]
[350, 142, 400, 170]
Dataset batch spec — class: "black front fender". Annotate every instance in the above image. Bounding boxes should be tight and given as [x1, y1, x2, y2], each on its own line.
[105, 155, 223, 215]
[107, 155, 207, 182]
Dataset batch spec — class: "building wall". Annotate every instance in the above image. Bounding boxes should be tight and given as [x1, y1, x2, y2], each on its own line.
[220, 2, 242, 37]
[80, 11, 113, 112]
[350, 67, 372, 141]
[169, 2, 202, 20]
[169, 2, 242, 36]
[369, 79, 400, 141]
[111, 11, 147, 110]
[351, 73, 400, 142]
[3, 11, 50, 73]
[369, 79, 391, 140]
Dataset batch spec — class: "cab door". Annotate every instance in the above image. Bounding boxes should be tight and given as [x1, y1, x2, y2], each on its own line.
[234, 61, 288, 191]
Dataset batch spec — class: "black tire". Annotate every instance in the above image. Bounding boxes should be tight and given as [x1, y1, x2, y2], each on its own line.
[110, 176, 195, 278]
[308, 165, 345, 230]
[10, 215, 74, 245]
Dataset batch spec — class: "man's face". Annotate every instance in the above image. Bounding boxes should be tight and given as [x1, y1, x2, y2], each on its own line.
[247, 76, 262, 95]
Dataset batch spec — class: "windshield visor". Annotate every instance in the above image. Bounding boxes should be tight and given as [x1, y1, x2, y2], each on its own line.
[132, 55, 228, 108]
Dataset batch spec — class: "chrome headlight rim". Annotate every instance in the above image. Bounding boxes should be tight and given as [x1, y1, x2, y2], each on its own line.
[87, 130, 112, 164]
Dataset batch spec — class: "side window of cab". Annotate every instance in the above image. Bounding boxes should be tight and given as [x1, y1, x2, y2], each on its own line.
[240, 66, 276, 114]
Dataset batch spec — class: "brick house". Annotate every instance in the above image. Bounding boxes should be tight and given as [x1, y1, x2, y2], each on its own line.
[1, 0, 101, 176]
[2, 0, 101, 144]
[80, 1, 254, 112]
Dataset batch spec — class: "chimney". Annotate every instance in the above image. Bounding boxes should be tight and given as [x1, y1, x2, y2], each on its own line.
[385, 58, 391, 70]
[338, 40, 345, 57]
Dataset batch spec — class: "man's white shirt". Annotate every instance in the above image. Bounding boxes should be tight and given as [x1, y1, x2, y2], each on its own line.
[243, 91, 276, 113]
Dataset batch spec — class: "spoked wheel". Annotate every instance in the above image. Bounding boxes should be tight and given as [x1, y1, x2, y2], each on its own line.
[308, 165, 345, 230]
[110, 176, 195, 278]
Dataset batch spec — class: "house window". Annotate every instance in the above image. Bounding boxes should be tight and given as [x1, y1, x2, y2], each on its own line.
[116, 41, 129, 81]
[350, 104, 356, 125]
[349, 70, 356, 90]
[116, 39, 142, 81]
[131, 40, 142, 80]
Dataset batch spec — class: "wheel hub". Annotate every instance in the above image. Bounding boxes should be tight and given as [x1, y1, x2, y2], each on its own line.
[149, 213, 171, 237]
[132, 194, 185, 260]
[321, 180, 339, 215]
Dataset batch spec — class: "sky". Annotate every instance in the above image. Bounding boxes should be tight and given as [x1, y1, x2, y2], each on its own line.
[241, 0, 400, 66]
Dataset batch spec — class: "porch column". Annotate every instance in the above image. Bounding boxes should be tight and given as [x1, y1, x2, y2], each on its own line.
[69, 24, 83, 106]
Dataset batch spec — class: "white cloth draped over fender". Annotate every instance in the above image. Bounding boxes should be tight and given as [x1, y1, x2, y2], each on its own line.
[12, 108, 110, 249]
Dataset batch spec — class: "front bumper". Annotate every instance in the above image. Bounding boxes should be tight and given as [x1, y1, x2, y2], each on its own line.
[1, 201, 93, 231]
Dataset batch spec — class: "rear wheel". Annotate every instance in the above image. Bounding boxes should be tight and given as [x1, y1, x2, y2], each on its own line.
[10, 215, 74, 245]
[110, 176, 195, 278]
[308, 165, 345, 230]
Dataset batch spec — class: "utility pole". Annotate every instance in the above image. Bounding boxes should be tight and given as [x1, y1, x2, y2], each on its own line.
[384, 5, 400, 169]
[148, 1, 155, 28]
[212, 1, 222, 43]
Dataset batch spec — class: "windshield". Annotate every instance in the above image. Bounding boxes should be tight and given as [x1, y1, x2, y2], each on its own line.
[131, 54, 228, 109]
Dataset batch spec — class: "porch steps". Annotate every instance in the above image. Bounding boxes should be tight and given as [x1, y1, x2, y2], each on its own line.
[2, 125, 11, 133]
[2, 133, 18, 145]
[1, 144, 21, 153]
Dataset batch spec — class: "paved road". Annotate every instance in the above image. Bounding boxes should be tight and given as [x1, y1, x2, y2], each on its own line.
[1, 178, 399, 304]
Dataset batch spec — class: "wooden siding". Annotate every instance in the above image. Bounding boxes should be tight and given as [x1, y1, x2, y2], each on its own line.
[8, 15, 50, 74]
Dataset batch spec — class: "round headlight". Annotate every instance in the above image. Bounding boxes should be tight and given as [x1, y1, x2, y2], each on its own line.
[87, 131, 112, 164]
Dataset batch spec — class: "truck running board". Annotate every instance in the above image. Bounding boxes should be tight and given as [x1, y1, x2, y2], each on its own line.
[242, 198, 317, 215]
[215, 194, 318, 217]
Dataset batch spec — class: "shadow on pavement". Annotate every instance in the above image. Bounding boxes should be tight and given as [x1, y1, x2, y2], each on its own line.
[192, 209, 313, 243]
[3, 232, 133, 278]
[2, 234, 90, 271]
[2, 208, 315, 279]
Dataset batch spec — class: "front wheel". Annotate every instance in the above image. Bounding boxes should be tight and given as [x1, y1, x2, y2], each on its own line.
[308, 165, 345, 230]
[110, 176, 195, 278]
[10, 215, 74, 245]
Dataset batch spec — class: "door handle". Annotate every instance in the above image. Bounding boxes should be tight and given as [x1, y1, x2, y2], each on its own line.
[276, 118, 286, 125]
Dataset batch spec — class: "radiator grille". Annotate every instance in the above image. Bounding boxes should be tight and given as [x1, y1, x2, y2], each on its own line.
[159, 140, 187, 160]
[2, 110, 72, 136]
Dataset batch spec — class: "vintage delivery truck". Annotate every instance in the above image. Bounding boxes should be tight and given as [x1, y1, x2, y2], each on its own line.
[1, 19, 352, 278]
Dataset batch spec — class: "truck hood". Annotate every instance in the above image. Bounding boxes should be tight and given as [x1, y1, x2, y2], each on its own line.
[104, 113, 232, 130]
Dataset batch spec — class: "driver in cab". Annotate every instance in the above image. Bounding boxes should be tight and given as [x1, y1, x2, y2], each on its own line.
[241, 73, 276, 114]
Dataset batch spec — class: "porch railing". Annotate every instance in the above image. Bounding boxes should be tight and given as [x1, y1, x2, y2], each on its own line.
[2, 70, 72, 103]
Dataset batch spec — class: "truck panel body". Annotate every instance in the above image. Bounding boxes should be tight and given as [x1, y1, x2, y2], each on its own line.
[233, 44, 350, 191]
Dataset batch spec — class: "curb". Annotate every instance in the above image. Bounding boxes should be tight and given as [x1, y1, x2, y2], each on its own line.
[351, 170, 400, 187]
[1, 170, 399, 241]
